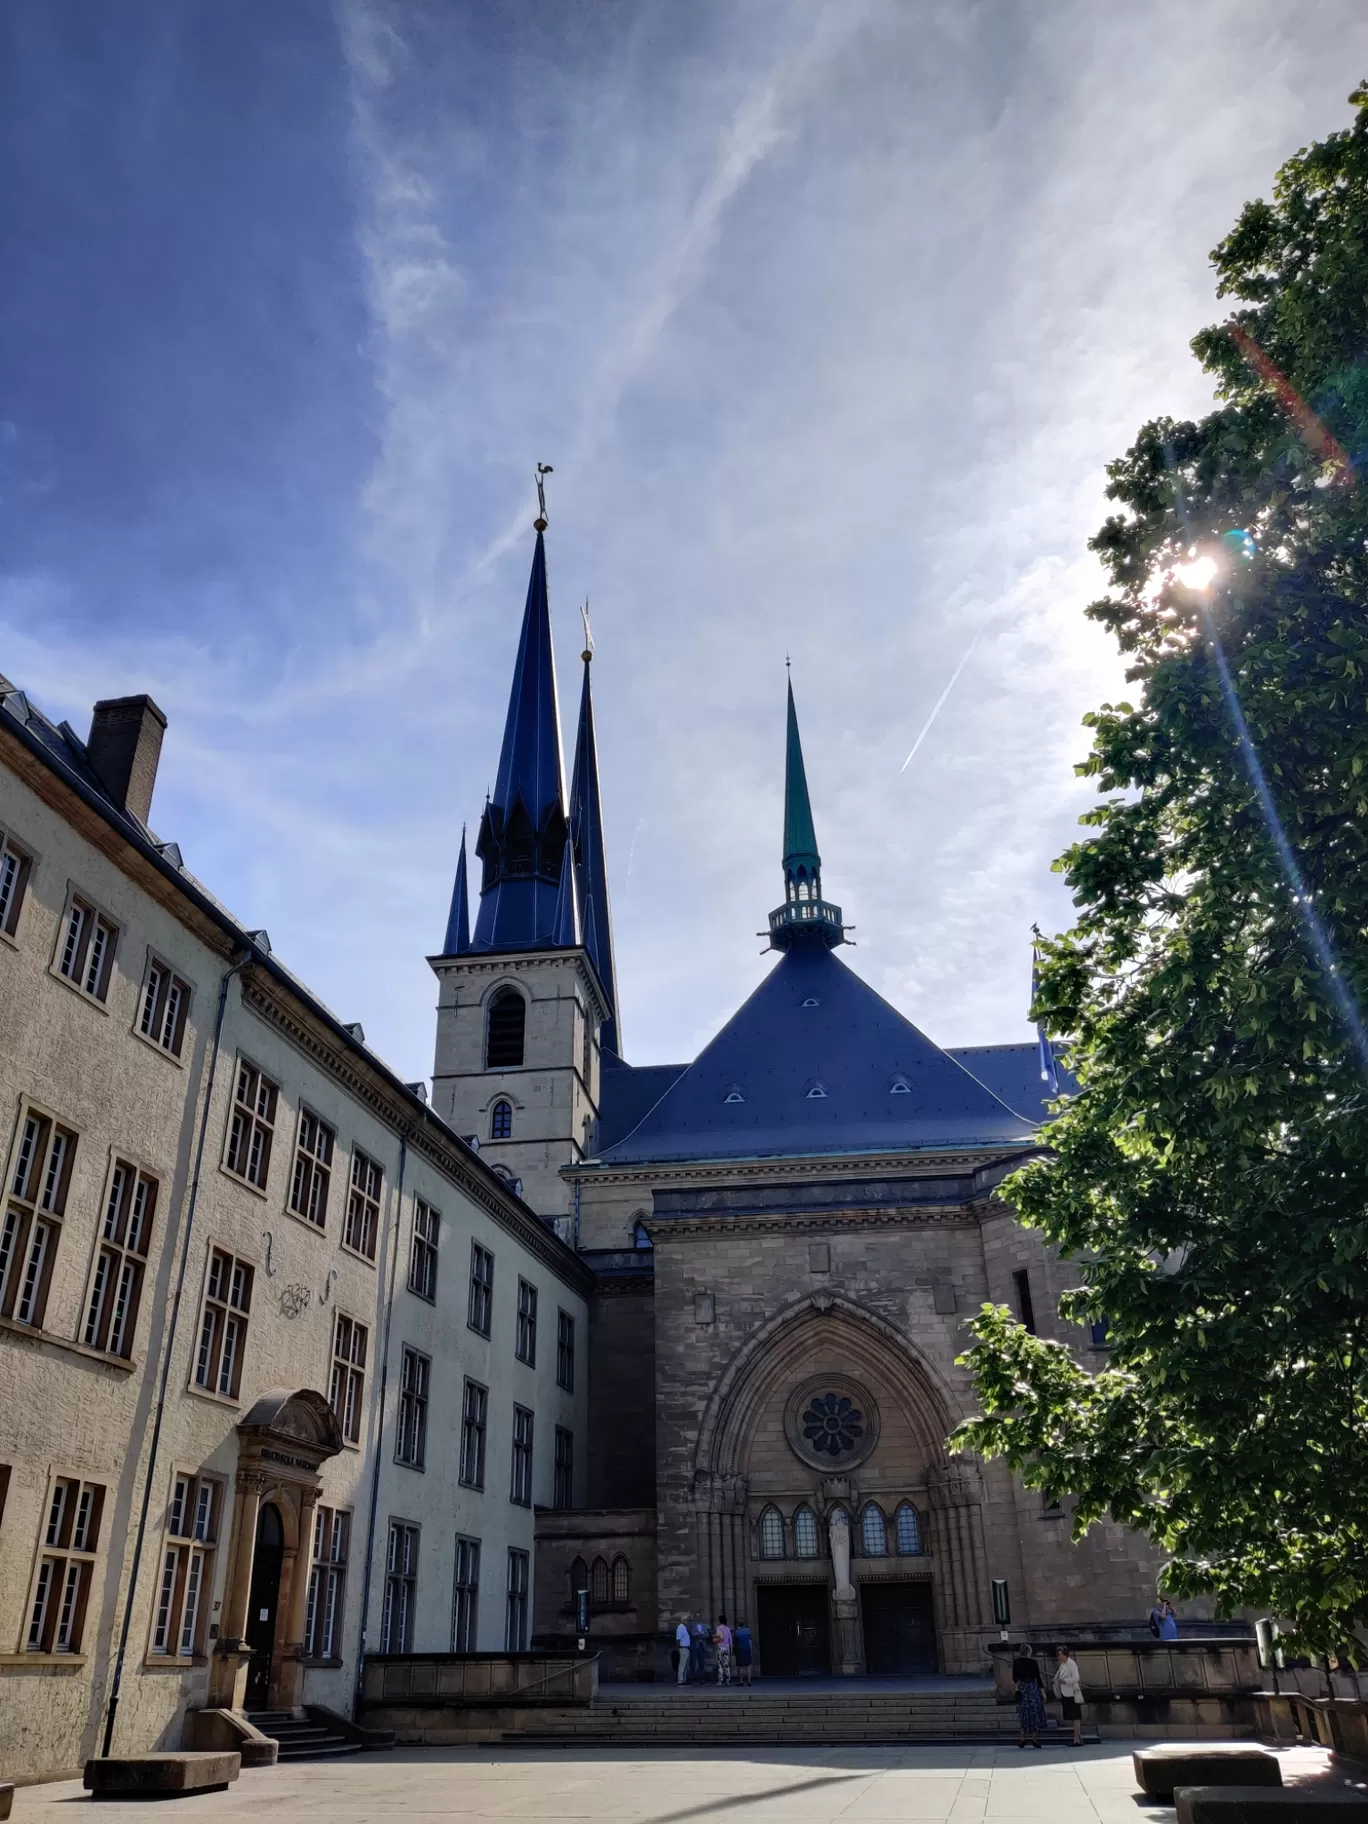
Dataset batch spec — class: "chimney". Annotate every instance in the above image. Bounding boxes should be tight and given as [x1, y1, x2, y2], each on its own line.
[86, 695, 167, 826]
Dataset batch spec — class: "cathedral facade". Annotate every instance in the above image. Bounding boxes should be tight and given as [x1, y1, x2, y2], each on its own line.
[432, 515, 1163, 1681]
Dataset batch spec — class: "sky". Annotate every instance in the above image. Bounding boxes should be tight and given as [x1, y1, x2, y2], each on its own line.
[3, 2, 1366, 1084]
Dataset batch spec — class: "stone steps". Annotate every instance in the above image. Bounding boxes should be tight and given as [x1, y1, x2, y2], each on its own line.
[501, 1690, 1082, 1746]
[246, 1710, 366, 1762]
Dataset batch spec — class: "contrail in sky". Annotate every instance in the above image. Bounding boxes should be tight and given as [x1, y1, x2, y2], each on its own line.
[899, 623, 988, 774]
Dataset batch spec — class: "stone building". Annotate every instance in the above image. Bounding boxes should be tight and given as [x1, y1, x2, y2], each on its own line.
[0, 679, 590, 1781]
[431, 517, 1164, 1681]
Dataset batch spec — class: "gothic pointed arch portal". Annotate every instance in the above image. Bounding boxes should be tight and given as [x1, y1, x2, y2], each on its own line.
[688, 1294, 992, 1676]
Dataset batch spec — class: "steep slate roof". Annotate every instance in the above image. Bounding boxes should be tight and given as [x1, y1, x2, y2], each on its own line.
[597, 1055, 688, 1151]
[597, 940, 1036, 1165]
[949, 1042, 1077, 1124]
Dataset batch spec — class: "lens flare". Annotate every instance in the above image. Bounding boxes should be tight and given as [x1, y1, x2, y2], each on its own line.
[1174, 554, 1218, 592]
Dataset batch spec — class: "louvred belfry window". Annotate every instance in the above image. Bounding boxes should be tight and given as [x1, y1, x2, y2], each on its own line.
[486, 989, 526, 1068]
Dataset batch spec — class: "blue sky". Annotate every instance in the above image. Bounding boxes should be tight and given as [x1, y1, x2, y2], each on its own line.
[4, 2, 1366, 1082]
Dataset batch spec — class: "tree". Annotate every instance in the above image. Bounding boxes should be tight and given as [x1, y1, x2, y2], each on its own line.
[952, 86, 1368, 1654]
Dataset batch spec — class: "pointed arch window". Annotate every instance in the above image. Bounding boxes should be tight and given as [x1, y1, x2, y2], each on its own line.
[570, 1556, 588, 1600]
[758, 1506, 785, 1559]
[590, 1556, 610, 1605]
[612, 1555, 630, 1604]
[490, 1100, 513, 1141]
[486, 988, 526, 1069]
[861, 1502, 888, 1556]
[632, 1218, 653, 1250]
[895, 1503, 923, 1555]
[793, 1505, 819, 1558]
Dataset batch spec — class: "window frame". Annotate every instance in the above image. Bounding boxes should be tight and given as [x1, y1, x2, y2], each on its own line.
[395, 1345, 430, 1471]
[25, 1473, 105, 1657]
[191, 1246, 253, 1401]
[222, 1058, 278, 1194]
[459, 1378, 488, 1490]
[0, 826, 34, 941]
[793, 1505, 820, 1559]
[52, 885, 119, 1005]
[343, 1147, 383, 1261]
[894, 1502, 923, 1556]
[329, 1310, 369, 1446]
[451, 1535, 480, 1652]
[509, 1404, 534, 1507]
[408, 1198, 439, 1302]
[553, 1425, 573, 1509]
[505, 1547, 529, 1651]
[556, 1308, 575, 1391]
[515, 1277, 538, 1367]
[467, 1241, 494, 1338]
[304, 1505, 351, 1662]
[489, 1099, 513, 1141]
[758, 1505, 785, 1560]
[860, 1502, 888, 1557]
[1, 1105, 77, 1331]
[82, 1156, 158, 1359]
[148, 1470, 221, 1662]
[380, 1520, 419, 1653]
[288, 1106, 335, 1232]
[1012, 1267, 1038, 1335]
[135, 952, 191, 1060]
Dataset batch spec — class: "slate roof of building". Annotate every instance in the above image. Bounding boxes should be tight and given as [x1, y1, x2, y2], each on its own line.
[594, 938, 1038, 1165]
[948, 1042, 1077, 1123]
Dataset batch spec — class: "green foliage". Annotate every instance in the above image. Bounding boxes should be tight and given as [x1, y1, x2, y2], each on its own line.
[952, 87, 1368, 1654]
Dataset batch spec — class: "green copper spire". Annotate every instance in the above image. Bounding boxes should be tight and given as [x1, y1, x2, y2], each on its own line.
[783, 677, 821, 885]
[768, 675, 845, 951]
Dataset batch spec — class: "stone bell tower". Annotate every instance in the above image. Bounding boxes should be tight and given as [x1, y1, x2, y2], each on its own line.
[429, 496, 617, 1223]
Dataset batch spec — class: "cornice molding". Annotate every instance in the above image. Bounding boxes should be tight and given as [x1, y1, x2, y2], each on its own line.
[565, 1146, 1040, 1191]
[428, 946, 611, 1022]
[241, 972, 594, 1295]
[650, 1205, 987, 1239]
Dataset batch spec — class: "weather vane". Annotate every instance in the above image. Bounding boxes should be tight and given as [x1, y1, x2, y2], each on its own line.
[581, 599, 594, 664]
[534, 461, 553, 531]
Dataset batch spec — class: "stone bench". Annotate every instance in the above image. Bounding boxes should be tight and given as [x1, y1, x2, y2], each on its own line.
[1176, 1790, 1368, 1824]
[83, 1751, 240, 1796]
[1134, 1747, 1283, 1800]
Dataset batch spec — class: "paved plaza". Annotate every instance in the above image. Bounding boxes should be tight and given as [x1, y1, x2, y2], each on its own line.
[8, 1742, 1352, 1824]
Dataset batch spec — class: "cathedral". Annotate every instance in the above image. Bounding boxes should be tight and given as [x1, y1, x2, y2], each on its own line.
[430, 509, 1162, 1681]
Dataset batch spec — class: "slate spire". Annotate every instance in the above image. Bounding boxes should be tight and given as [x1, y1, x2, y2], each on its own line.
[570, 643, 620, 1056]
[768, 676, 845, 952]
[469, 523, 571, 951]
[442, 825, 471, 954]
[782, 676, 821, 888]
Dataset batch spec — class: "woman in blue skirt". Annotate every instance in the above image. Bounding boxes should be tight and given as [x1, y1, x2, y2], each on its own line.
[1013, 1644, 1046, 1748]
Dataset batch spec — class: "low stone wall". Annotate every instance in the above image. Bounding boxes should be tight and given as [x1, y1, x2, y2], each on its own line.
[358, 1652, 598, 1744]
[990, 1638, 1263, 1740]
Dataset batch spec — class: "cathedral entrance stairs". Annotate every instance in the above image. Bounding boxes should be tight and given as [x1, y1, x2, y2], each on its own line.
[503, 1680, 1088, 1746]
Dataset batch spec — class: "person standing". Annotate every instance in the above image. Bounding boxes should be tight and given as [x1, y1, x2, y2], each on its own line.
[691, 1615, 710, 1683]
[1054, 1646, 1084, 1746]
[734, 1620, 753, 1686]
[1158, 1599, 1179, 1641]
[715, 1614, 734, 1685]
[674, 1616, 692, 1684]
[1013, 1643, 1046, 1748]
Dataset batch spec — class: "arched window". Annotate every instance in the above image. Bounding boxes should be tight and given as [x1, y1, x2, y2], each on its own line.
[793, 1505, 819, 1558]
[591, 1556, 610, 1605]
[758, 1506, 785, 1559]
[612, 1555, 630, 1604]
[632, 1217, 653, 1251]
[486, 987, 526, 1069]
[570, 1556, 588, 1598]
[490, 1099, 513, 1140]
[895, 1502, 922, 1556]
[861, 1503, 888, 1556]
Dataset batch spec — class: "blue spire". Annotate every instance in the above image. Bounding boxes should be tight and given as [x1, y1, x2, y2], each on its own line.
[552, 834, 580, 947]
[442, 825, 471, 954]
[768, 675, 844, 952]
[471, 527, 571, 952]
[570, 649, 620, 1055]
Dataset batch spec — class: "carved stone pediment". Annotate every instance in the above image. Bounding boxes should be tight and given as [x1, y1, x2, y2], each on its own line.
[237, 1387, 343, 1469]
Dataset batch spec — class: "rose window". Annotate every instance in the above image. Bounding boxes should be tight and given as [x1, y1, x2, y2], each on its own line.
[800, 1392, 864, 1457]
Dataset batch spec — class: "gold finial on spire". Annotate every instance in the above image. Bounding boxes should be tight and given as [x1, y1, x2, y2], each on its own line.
[534, 461, 553, 531]
[580, 599, 593, 663]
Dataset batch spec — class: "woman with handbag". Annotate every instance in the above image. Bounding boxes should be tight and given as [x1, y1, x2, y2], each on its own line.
[1054, 1646, 1084, 1746]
